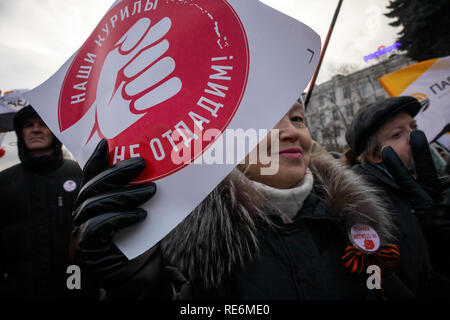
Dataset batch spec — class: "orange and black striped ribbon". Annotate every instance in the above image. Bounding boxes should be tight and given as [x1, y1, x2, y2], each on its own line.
[341, 243, 400, 276]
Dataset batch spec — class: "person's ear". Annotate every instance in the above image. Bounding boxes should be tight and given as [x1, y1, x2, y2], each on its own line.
[366, 152, 382, 164]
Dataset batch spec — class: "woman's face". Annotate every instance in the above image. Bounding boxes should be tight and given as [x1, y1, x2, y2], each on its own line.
[367, 111, 417, 172]
[242, 100, 312, 189]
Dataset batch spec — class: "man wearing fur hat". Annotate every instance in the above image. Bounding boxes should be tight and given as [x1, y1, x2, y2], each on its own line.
[0, 105, 93, 299]
[344, 96, 450, 280]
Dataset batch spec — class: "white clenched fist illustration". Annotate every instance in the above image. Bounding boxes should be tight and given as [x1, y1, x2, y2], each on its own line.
[94, 17, 182, 139]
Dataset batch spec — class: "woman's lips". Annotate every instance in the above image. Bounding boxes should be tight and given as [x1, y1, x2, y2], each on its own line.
[279, 148, 303, 159]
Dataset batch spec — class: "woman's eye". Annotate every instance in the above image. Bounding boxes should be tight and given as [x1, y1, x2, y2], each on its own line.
[291, 116, 306, 128]
[392, 132, 401, 139]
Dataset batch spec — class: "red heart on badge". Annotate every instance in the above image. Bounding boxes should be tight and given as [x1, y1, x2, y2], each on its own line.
[364, 239, 375, 250]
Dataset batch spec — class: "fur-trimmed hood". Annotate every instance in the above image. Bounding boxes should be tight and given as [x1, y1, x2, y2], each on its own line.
[161, 154, 397, 289]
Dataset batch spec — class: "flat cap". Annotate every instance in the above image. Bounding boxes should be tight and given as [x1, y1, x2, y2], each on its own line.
[345, 96, 422, 156]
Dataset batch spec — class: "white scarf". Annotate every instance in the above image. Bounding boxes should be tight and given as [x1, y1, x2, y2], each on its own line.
[251, 169, 314, 223]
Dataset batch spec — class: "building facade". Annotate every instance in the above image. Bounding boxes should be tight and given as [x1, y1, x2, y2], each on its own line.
[306, 54, 413, 152]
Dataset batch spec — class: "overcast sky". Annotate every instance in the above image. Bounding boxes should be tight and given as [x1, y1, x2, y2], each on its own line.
[0, 0, 401, 91]
[0, 0, 401, 169]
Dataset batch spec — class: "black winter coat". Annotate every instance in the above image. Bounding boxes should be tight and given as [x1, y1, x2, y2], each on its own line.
[0, 158, 82, 299]
[100, 156, 450, 300]
[158, 156, 445, 299]
[0, 105, 85, 299]
[353, 162, 450, 293]
[183, 191, 414, 300]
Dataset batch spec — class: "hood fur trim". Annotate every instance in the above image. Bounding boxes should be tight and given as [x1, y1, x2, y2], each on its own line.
[309, 154, 397, 244]
[161, 169, 274, 288]
[161, 155, 397, 288]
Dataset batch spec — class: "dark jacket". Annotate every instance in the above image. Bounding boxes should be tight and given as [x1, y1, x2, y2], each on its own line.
[353, 162, 450, 288]
[156, 156, 442, 299]
[0, 106, 84, 299]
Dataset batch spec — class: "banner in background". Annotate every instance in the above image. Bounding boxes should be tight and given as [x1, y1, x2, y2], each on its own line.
[436, 132, 450, 151]
[0, 89, 29, 131]
[378, 56, 450, 143]
[24, 0, 321, 259]
[0, 132, 5, 158]
[0, 131, 20, 170]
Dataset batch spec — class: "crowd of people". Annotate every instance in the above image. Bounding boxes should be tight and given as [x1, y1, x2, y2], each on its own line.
[0, 94, 449, 300]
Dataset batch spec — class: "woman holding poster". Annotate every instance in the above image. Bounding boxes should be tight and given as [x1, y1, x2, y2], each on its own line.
[70, 98, 448, 300]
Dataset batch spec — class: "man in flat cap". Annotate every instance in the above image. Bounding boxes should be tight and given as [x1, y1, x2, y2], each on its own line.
[344, 96, 450, 291]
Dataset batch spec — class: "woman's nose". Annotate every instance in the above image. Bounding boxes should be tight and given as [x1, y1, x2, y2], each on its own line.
[279, 119, 300, 142]
[407, 128, 417, 144]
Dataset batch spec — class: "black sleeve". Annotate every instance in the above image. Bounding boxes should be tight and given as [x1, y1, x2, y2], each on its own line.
[418, 187, 450, 276]
[102, 244, 174, 300]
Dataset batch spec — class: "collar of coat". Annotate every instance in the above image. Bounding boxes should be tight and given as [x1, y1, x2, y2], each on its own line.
[161, 154, 398, 289]
[354, 162, 400, 191]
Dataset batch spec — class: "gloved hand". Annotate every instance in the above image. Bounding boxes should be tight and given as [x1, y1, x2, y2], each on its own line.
[381, 130, 447, 214]
[71, 139, 172, 299]
[409, 130, 447, 197]
[381, 133, 435, 217]
[382, 130, 450, 274]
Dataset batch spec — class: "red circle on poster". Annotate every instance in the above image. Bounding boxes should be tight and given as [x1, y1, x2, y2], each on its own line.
[59, 0, 249, 182]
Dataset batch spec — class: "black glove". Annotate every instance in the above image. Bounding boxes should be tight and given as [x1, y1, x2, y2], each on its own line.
[381, 130, 442, 216]
[409, 130, 444, 198]
[72, 139, 172, 299]
[382, 131, 450, 275]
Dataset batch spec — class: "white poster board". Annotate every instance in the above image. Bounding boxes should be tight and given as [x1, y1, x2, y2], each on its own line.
[24, 0, 320, 259]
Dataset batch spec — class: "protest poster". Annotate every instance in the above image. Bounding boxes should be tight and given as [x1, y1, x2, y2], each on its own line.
[24, 0, 320, 259]
[378, 55, 450, 143]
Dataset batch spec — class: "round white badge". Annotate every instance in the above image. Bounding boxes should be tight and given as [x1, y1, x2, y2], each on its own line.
[63, 180, 77, 192]
[349, 224, 380, 253]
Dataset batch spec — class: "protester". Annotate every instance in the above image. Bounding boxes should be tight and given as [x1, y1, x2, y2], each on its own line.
[344, 96, 450, 277]
[70, 97, 450, 300]
[0, 105, 94, 299]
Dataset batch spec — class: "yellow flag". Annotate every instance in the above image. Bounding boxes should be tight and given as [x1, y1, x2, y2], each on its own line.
[378, 56, 450, 145]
